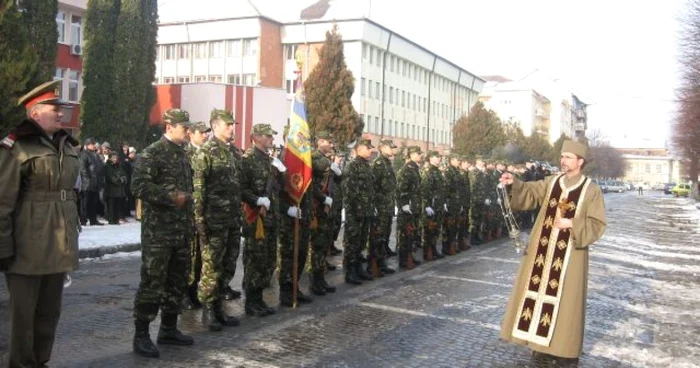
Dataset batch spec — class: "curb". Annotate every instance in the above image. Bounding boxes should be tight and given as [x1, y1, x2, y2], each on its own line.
[78, 243, 141, 259]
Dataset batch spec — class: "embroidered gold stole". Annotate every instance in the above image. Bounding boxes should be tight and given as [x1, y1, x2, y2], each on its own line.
[511, 174, 591, 346]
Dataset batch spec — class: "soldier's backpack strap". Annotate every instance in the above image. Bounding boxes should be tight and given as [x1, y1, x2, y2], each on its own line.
[1, 133, 17, 149]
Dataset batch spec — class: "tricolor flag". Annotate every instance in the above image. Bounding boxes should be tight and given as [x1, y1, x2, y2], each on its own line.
[283, 89, 313, 204]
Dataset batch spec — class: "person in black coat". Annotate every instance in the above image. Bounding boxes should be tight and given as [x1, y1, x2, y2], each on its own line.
[104, 152, 127, 225]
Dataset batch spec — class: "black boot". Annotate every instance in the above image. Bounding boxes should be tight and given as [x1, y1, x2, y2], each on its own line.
[344, 263, 363, 285]
[320, 276, 336, 293]
[355, 262, 374, 281]
[157, 314, 194, 345]
[385, 243, 397, 257]
[325, 260, 337, 271]
[471, 233, 483, 246]
[296, 289, 313, 304]
[202, 304, 223, 332]
[223, 286, 242, 300]
[214, 302, 240, 326]
[330, 244, 343, 256]
[133, 320, 159, 358]
[310, 274, 327, 296]
[379, 259, 395, 274]
[182, 284, 202, 310]
[279, 285, 294, 307]
[246, 289, 274, 316]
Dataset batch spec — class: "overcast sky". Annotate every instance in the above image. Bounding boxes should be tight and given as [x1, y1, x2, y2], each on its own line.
[159, 0, 685, 147]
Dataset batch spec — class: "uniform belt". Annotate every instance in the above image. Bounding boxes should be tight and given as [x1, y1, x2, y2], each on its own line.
[22, 189, 77, 202]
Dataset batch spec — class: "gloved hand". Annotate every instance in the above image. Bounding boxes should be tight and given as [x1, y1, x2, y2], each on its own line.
[497, 198, 502, 205]
[257, 197, 271, 210]
[330, 162, 342, 176]
[287, 206, 300, 218]
[484, 198, 491, 206]
[444, 204, 448, 213]
[401, 204, 412, 214]
[271, 157, 287, 173]
[425, 207, 435, 217]
[0, 256, 14, 272]
[374, 208, 378, 216]
[324, 197, 333, 207]
[459, 206, 465, 214]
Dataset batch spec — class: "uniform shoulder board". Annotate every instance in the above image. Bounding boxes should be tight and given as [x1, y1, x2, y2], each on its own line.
[1, 133, 17, 149]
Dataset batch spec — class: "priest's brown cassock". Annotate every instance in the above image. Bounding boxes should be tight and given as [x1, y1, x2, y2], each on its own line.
[499, 173, 606, 358]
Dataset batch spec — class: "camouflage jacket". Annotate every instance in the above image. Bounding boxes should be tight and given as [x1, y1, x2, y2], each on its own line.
[396, 161, 422, 214]
[241, 146, 279, 226]
[342, 156, 374, 217]
[131, 136, 194, 236]
[371, 154, 396, 210]
[311, 150, 332, 218]
[443, 166, 462, 215]
[469, 168, 487, 206]
[459, 169, 471, 210]
[192, 137, 240, 231]
[421, 164, 445, 213]
[184, 143, 201, 167]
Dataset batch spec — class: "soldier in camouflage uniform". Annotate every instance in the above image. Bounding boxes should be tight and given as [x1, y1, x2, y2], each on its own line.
[342, 139, 376, 285]
[421, 151, 445, 261]
[458, 157, 472, 250]
[329, 150, 344, 257]
[493, 162, 508, 238]
[485, 162, 499, 241]
[192, 110, 241, 331]
[369, 139, 398, 276]
[222, 139, 243, 302]
[181, 121, 209, 311]
[240, 124, 279, 317]
[441, 153, 462, 256]
[395, 146, 423, 269]
[308, 131, 339, 295]
[469, 158, 488, 245]
[132, 109, 195, 358]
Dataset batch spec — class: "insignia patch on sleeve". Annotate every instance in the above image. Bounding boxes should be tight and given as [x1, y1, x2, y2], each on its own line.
[1, 133, 16, 149]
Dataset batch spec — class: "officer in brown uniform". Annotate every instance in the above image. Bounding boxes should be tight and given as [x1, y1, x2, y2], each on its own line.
[0, 80, 81, 368]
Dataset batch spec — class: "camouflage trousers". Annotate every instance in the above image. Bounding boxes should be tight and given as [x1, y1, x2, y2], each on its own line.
[369, 210, 392, 262]
[134, 233, 190, 322]
[422, 213, 443, 250]
[309, 213, 330, 274]
[222, 220, 241, 288]
[279, 215, 310, 287]
[242, 220, 277, 293]
[458, 212, 470, 243]
[343, 213, 371, 267]
[397, 212, 419, 257]
[470, 203, 486, 235]
[441, 213, 460, 250]
[332, 207, 343, 241]
[197, 224, 241, 305]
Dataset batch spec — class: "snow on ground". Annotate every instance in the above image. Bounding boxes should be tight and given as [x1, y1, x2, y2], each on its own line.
[78, 220, 141, 249]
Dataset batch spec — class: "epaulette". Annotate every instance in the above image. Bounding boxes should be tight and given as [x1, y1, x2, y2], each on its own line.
[1, 133, 17, 149]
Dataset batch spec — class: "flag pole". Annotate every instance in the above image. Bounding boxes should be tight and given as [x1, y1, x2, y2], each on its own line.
[291, 50, 305, 310]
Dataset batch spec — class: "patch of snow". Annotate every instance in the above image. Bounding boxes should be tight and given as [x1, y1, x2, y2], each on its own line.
[82, 251, 141, 262]
[78, 221, 140, 249]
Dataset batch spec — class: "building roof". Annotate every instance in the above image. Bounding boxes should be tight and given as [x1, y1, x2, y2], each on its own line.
[482, 75, 512, 83]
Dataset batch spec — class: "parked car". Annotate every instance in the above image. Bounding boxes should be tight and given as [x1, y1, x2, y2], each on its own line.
[651, 183, 666, 191]
[664, 183, 677, 195]
[605, 181, 627, 193]
[672, 183, 692, 197]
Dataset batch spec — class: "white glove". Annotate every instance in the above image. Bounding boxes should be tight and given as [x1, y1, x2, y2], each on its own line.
[257, 197, 271, 210]
[324, 197, 333, 207]
[425, 207, 435, 216]
[484, 199, 491, 206]
[271, 157, 287, 173]
[497, 198, 502, 205]
[287, 206, 300, 218]
[401, 205, 412, 214]
[330, 162, 342, 176]
[374, 208, 378, 216]
[444, 204, 448, 212]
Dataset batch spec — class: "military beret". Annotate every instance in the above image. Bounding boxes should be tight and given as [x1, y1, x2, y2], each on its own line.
[315, 130, 334, 140]
[379, 139, 397, 148]
[210, 109, 235, 124]
[426, 150, 441, 159]
[17, 80, 68, 109]
[406, 145, 423, 155]
[356, 138, 374, 149]
[163, 109, 192, 127]
[252, 123, 277, 136]
[190, 121, 211, 133]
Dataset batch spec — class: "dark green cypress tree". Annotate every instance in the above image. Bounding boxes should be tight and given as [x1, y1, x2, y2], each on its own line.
[18, 0, 58, 87]
[80, 0, 121, 142]
[304, 24, 363, 148]
[0, 0, 38, 135]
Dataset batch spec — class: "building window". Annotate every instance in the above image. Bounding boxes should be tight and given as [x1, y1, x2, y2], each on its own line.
[227, 40, 241, 57]
[193, 43, 207, 59]
[68, 70, 79, 102]
[164, 45, 175, 60]
[361, 78, 366, 96]
[56, 11, 66, 43]
[378, 51, 383, 67]
[54, 68, 65, 99]
[243, 74, 256, 86]
[375, 82, 380, 100]
[644, 164, 651, 174]
[70, 15, 81, 45]
[389, 87, 394, 104]
[402, 61, 407, 77]
[401, 90, 405, 107]
[286, 79, 298, 94]
[194, 75, 207, 82]
[163, 77, 174, 84]
[656, 164, 662, 174]
[285, 44, 296, 60]
[369, 46, 375, 65]
[368, 79, 373, 99]
[177, 76, 190, 83]
[362, 44, 368, 60]
[209, 41, 223, 58]
[242, 39, 257, 56]
[228, 74, 241, 84]
[400, 122, 404, 137]
[178, 44, 190, 59]
[209, 75, 222, 83]
[390, 56, 395, 72]
[413, 95, 416, 110]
